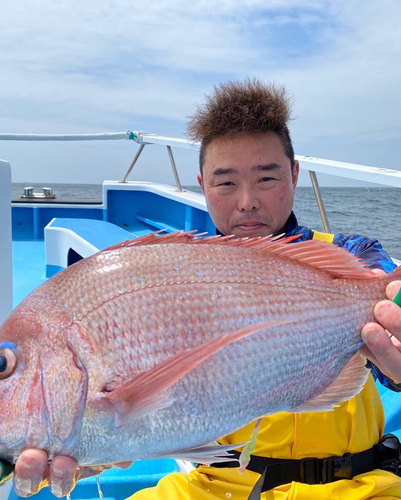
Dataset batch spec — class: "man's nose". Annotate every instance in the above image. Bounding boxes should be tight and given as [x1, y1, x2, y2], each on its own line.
[237, 187, 260, 211]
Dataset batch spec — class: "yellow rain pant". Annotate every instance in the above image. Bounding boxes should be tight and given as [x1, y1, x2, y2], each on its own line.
[127, 232, 401, 499]
[128, 377, 401, 499]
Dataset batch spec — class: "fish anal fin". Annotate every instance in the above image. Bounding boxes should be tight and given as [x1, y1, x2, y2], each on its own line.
[96, 320, 289, 427]
[291, 354, 370, 413]
[155, 441, 246, 464]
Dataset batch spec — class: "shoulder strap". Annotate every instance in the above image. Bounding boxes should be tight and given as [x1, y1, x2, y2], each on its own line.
[312, 230, 335, 243]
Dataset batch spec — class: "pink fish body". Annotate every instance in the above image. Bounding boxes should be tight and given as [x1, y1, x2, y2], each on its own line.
[0, 232, 399, 466]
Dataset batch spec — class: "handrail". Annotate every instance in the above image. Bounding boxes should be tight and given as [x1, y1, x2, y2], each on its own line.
[2, 130, 399, 186]
[2, 130, 400, 231]
[135, 134, 401, 188]
[297, 155, 401, 188]
[0, 131, 133, 141]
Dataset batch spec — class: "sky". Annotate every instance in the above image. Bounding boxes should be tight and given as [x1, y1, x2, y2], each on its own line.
[0, 0, 400, 187]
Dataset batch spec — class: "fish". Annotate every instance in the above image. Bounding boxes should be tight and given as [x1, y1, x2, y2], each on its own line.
[0, 231, 400, 467]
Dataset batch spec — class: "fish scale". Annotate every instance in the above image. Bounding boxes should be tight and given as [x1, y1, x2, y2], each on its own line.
[0, 233, 400, 465]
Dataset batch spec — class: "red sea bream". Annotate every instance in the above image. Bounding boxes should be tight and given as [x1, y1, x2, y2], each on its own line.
[0, 232, 400, 466]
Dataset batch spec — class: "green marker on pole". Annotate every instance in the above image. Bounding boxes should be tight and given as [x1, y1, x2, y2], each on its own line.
[394, 287, 401, 308]
[0, 460, 13, 486]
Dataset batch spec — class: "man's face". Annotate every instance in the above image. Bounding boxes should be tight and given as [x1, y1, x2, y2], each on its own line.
[198, 132, 299, 238]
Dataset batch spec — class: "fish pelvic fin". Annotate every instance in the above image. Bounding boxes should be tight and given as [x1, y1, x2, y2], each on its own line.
[95, 320, 289, 427]
[290, 354, 370, 413]
[238, 418, 263, 473]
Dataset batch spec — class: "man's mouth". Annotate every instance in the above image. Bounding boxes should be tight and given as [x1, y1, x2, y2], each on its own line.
[234, 221, 267, 233]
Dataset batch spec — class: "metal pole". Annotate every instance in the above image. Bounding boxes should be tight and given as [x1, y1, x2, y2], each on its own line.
[309, 171, 331, 233]
[0, 161, 12, 324]
[166, 146, 183, 191]
[120, 144, 146, 183]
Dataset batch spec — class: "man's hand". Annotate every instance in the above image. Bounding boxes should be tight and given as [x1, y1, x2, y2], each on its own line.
[13, 449, 133, 498]
[361, 275, 401, 384]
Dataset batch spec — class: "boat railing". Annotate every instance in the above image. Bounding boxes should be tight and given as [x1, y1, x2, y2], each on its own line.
[2, 130, 401, 234]
[123, 131, 401, 234]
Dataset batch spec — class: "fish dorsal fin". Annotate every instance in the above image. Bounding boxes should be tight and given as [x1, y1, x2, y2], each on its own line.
[101, 230, 376, 279]
[290, 354, 370, 413]
[102, 230, 199, 252]
[257, 238, 377, 279]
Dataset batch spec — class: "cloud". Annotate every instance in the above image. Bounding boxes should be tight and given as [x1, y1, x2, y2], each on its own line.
[0, 0, 400, 183]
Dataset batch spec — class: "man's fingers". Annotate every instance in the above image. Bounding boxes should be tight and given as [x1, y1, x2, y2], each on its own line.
[78, 461, 134, 479]
[386, 280, 401, 302]
[115, 461, 134, 470]
[371, 269, 386, 277]
[361, 322, 401, 382]
[13, 452, 120, 498]
[49, 456, 79, 498]
[14, 449, 49, 498]
[374, 300, 401, 335]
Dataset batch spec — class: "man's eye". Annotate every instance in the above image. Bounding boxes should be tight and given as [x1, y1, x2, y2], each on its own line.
[260, 177, 274, 183]
[218, 181, 234, 186]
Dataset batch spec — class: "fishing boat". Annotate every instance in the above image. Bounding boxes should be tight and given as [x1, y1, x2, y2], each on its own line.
[1, 130, 401, 500]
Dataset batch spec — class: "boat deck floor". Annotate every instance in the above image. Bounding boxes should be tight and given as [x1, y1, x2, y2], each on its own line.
[13, 240, 46, 307]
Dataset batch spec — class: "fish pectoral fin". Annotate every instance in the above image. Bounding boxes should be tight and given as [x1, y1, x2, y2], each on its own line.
[291, 353, 370, 413]
[96, 320, 289, 427]
[155, 441, 247, 464]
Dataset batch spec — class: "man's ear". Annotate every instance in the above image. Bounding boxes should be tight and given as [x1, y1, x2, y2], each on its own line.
[197, 172, 204, 193]
[292, 160, 300, 189]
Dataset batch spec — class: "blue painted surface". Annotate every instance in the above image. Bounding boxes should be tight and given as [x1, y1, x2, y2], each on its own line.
[48, 218, 134, 249]
[46, 264, 64, 277]
[12, 240, 46, 307]
[12, 206, 103, 240]
[376, 382, 401, 440]
[8, 460, 180, 500]
[12, 189, 215, 241]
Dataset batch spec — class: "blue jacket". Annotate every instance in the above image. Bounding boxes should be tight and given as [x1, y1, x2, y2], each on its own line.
[285, 211, 396, 273]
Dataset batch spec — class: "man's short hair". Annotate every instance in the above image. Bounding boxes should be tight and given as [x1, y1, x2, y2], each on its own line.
[187, 78, 295, 173]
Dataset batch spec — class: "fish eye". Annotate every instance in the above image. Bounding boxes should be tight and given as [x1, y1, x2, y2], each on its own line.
[0, 348, 17, 379]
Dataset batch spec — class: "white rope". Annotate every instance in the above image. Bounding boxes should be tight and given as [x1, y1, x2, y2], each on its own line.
[0, 130, 135, 141]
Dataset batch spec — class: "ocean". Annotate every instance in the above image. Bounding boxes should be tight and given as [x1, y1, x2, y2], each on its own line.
[12, 183, 401, 261]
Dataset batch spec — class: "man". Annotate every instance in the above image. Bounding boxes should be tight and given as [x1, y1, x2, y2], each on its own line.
[13, 79, 401, 499]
